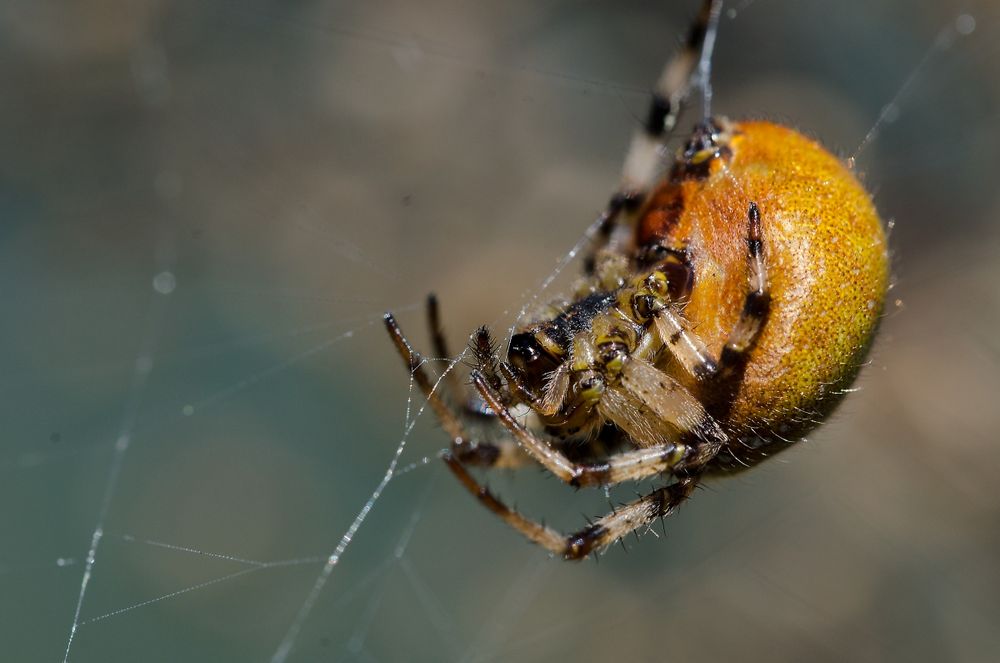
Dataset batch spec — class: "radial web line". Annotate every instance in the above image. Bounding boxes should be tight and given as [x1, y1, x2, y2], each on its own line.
[150, 306, 419, 435]
[79, 568, 259, 626]
[62, 265, 173, 663]
[60, 300, 423, 659]
[503, 214, 605, 347]
[272, 159, 625, 660]
[461, 553, 553, 663]
[113, 533, 274, 567]
[697, 0, 724, 120]
[218, 0, 649, 100]
[398, 556, 463, 654]
[344, 502, 430, 657]
[0, 308, 410, 486]
[850, 13, 976, 163]
[271, 207, 602, 659]
[185, 318, 381, 415]
[269, 349, 465, 662]
[76, 555, 326, 626]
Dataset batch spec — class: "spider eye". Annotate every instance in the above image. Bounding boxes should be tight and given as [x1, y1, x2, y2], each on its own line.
[508, 333, 543, 369]
[631, 294, 657, 320]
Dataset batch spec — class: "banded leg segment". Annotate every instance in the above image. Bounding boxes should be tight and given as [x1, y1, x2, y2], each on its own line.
[384, 313, 530, 469]
[385, 312, 466, 443]
[625, 0, 719, 187]
[718, 201, 770, 376]
[653, 307, 720, 380]
[425, 294, 463, 397]
[444, 452, 699, 560]
[652, 202, 771, 382]
[585, 0, 721, 285]
[473, 371, 711, 487]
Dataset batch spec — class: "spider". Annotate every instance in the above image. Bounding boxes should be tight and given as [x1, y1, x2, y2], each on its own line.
[384, 0, 888, 560]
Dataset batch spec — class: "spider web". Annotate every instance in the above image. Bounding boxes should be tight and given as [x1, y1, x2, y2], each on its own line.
[2, 1, 998, 662]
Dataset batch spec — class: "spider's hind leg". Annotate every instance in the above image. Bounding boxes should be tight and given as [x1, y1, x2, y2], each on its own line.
[444, 452, 699, 560]
[472, 368, 725, 487]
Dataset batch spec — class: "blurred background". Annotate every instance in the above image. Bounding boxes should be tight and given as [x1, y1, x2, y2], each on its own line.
[2, 0, 998, 661]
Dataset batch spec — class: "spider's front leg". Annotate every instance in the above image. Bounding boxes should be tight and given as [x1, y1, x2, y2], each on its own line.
[383, 312, 529, 470]
[443, 453, 700, 560]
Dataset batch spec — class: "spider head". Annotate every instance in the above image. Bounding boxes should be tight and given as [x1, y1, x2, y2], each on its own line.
[505, 291, 617, 402]
[504, 272, 677, 420]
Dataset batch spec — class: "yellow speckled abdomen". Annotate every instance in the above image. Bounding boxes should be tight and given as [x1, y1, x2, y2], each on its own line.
[639, 121, 889, 457]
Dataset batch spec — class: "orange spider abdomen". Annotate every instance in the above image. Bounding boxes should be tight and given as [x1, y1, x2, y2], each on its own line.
[639, 121, 889, 454]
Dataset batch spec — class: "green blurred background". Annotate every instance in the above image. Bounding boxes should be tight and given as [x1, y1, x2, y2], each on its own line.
[2, 1, 998, 661]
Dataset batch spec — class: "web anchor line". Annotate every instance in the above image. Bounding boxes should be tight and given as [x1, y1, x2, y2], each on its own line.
[269, 169, 606, 660]
[850, 12, 976, 165]
[269, 350, 462, 663]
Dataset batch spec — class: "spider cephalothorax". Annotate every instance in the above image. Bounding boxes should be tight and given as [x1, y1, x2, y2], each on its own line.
[384, 0, 887, 559]
[496, 268, 727, 450]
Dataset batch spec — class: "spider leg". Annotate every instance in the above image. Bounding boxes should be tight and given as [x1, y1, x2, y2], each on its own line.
[472, 370, 720, 487]
[426, 294, 506, 414]
[717, 201, 771, 378]
[384, 312, 529, 469]
[652, 201, 771, 381]
[424, 294, 463, 397]
[653, 306, 720, 380]
[444, 451, 699, 560]
[585, 0, 720, 286]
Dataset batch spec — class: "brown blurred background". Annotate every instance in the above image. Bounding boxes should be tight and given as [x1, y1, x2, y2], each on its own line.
[1, 1, 998, 661]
